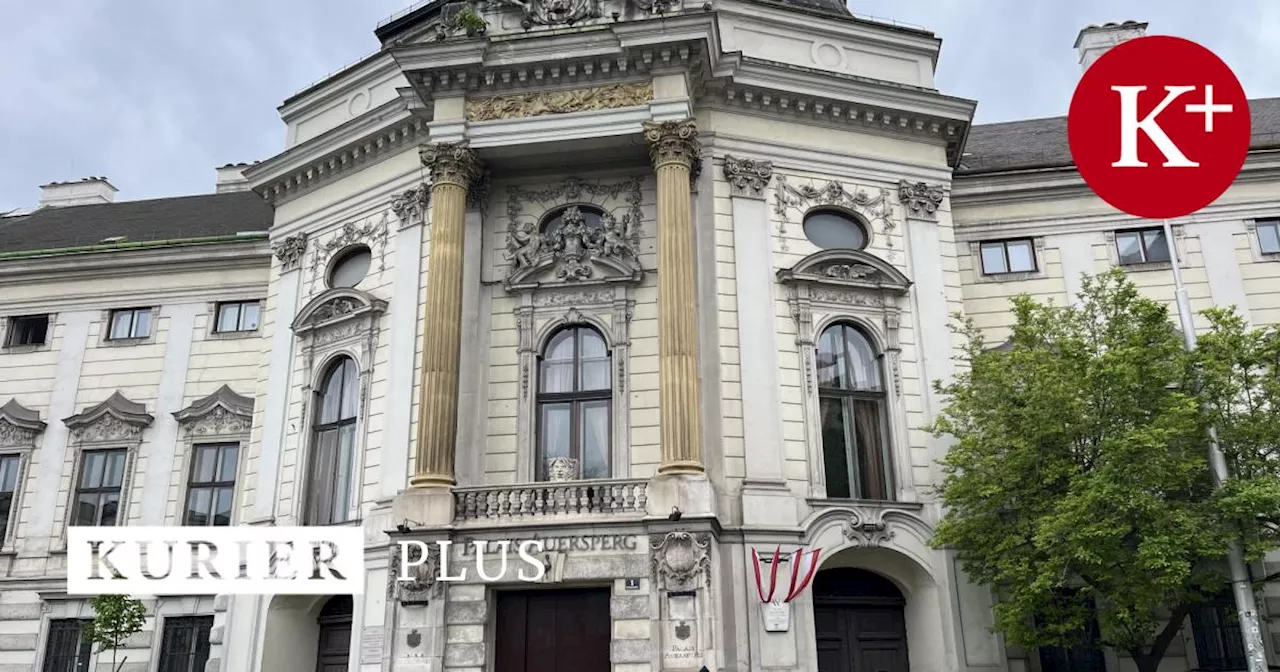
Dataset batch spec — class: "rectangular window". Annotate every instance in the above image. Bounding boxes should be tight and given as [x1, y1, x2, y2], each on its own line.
[42, 618, 93, 672]
[214, 301, 261, 333]
[184, 443, 238, 526]
[979, 239, 1037, 274]
[5, 314, 49, 347]
[1115, 227, 1171, 265]
[1191, 597, 1246, 671]
[158, 616, 213, 672]
[107, 308, 152, 340]
[1257, 218, 1280, 255]
[0, 454, 19, 544]
[73, 449, 126, 526]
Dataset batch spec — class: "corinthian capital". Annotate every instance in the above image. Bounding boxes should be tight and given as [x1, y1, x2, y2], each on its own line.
[420, 141, 482, 188]
[722, 155, 774, 199]
[643, 119, 701, 180]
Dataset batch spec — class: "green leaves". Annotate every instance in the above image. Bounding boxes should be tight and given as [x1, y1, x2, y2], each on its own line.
[930, 269, 1280, 668]
[85, 594, 146, 670]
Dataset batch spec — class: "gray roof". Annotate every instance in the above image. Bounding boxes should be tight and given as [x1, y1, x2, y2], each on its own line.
[958, 97, 1280, 174]
[0, 191, 273, 255]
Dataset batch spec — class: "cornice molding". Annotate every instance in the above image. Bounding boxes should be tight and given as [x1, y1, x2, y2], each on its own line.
[0, 241, 270, 284]
[0, 399, 46, 449]
[64, 392, 154, 441]
[292, 287, 389, 336]
[174, 385, 255, 437]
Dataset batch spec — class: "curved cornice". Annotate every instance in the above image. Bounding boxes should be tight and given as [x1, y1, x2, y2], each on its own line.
[776, 248, 912, 294]
[173, 385, 255, 424]
[0, 399, 46, 434]
[63, 392, 154, 430]
[292, 287, 388, 336]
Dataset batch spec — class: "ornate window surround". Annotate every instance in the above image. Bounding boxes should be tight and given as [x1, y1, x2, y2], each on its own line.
[57, 392, 154, 548]
[0, 399, 46, 554]
[773, 175, 894, 256]
[304, 213, 391, 299]
[502, 176, 648, 483]
[171, 385, 254, 526]
[290, 287, 386, 524]
[514, 290, 634, 482]
[777, 249, 915, 502]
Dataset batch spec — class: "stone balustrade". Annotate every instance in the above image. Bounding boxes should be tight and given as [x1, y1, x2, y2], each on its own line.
[453, 479, 649, 522]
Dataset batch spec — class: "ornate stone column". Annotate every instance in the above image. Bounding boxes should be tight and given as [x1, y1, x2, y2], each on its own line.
[411, 141, 482, 488]
[644, 120, 704, 475]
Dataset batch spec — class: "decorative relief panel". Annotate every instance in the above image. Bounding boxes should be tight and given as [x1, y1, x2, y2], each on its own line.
[651, 530, 711, 591]
[897, 180, 945, 221]
[391, 185, 430, 229]
[773, 175, 893, 255]
[388, 541, 444, 605]
[306, 214, 391, 297]
[0, 399, 45, 449]
[493, 0, 602, 29]
[466, 82, 653, 122]
[504, 176, 645, 291]
[63, 392, 154, 443]
[272, 233, 309, 272]
[722, 155, 774, 199]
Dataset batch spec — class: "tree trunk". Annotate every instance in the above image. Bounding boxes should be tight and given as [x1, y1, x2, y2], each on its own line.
[1130, 603, 1193, 672]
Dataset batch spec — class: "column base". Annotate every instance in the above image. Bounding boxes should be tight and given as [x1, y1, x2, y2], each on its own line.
[657, 459, 705, 476]
[741, 479, 799, 527]
[646, 471, 717, 519]
[392, 486, 455, 528]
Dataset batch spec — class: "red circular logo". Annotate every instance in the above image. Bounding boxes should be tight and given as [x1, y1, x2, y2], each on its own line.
[1068, 35, 1251, 219]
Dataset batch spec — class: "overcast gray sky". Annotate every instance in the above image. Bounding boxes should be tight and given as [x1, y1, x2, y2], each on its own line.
[2, 0, 1278, 211]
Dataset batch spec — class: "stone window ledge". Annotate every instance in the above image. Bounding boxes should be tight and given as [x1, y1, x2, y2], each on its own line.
[973, 269, 1045, 284]
[1118, 260, 1173, 272]
[207, 329, 262, 341]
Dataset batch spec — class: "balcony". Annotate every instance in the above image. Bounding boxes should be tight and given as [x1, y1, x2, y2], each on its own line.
[453, 479, 649, 524]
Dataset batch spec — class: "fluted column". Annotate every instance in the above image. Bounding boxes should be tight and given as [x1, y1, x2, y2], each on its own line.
[411, 141, 481, 488]
[644, 119, 704, 475]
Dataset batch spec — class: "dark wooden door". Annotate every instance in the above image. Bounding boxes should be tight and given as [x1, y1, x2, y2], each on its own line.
[813, 568, 909, 672]
[495, 588, 612, 672]
[316, 596, 353, 672]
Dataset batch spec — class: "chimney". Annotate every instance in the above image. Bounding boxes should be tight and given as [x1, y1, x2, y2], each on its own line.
[38, 176, 117, 208]
[215, 163, 252, 194]
[1075, 21, 1148, 72]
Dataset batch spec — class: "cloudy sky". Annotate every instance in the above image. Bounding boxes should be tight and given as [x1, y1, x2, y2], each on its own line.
[2, 0, 1278, 211]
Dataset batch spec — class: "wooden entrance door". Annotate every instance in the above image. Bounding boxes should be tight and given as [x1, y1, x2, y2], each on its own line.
[494, 588, 612, 672]
[316, 596, 353, 672]
[813, 568, 910, 672]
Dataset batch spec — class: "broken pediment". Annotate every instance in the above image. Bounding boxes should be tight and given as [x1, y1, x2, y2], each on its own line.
[776, 249, 912, 295]
[63, 392, 153, 443]
[0, 399, 46, 448]
[292, 288, 388, 337]
[173, 385, 255, 437]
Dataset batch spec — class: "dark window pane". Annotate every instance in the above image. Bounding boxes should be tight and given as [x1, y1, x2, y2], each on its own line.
[803, 210, 867, 250]
[1006, 240, 1036, 272]
[218, 446, 239, 482]
[7, 315, 49, 347]
[337, 359, 358, 420]
[193, 446, 217, 483]
[43, 619, 93, 672]
[186, 488, 212, 526]
[329, 247, 372, 288]
[103, 451, 126, 487]
[820, 397, 852, 498]
[159, 616, 213, 672]
[213, 488, 233, 526]
[1116, 232, 1144, 264]
[816, 326, 846, 389]
[99, 493, 119, 526]
[980, 243, 1008, 274]
[81, 452, 104, 488]
[1258, 221, 1280, 255]
[1142, 228, 1171, 262]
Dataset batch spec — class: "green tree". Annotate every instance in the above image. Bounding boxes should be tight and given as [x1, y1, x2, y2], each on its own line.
[85, 594, 147, 672]
[929, 269, 1280, 672]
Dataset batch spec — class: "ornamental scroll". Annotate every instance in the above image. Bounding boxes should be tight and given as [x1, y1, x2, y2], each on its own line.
[466, 82, 653, 122]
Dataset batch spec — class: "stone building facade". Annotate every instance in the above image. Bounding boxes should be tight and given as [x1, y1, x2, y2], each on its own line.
[0, 4, 1278, 672]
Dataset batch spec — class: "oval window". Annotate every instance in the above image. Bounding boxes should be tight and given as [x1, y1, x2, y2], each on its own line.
[328, 246, 372, 289]
[803, 210, 868, 250]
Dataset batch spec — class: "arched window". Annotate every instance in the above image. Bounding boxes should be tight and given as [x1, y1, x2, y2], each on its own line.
[537, 326, 611, 480]
[307, 357, 358, 524]
[816, 323, 892, 500]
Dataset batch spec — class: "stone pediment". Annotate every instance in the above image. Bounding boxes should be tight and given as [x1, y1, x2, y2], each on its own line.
[64, 392, 153, 442]
[776, 249, 912, 295]
[0, 399, 46, 449]
[292, 288, 388, 337]
[173, 385, 255, 437]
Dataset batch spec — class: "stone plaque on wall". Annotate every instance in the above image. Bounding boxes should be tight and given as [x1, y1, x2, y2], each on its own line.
[663, 592, 701, 669]
[361, 626, 384, 664]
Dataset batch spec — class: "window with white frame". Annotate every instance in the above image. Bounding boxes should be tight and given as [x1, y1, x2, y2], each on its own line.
[0, 454, 18, 544]
[816, 322, 893, 500]
[213, 301, 261, 333]
[306, 357, 358, 525]
[73, 448, 126, 526]
[184, 443, 238, 526]
[979, 239, 1036, 274]
[537, 325, 611, 481]
[107, 307, 152, 340]
[1256, 218, 1280, 255]
[1114, 227, 1171, 265]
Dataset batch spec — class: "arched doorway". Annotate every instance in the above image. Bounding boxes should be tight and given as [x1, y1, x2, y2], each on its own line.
[316, 596, 353, 672]
[813, 567, 909, 672]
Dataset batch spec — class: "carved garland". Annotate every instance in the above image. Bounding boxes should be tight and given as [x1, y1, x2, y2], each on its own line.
[308, 214, 390, 296]
[773, 176, 892, 254]
[466, 82, 653, 122]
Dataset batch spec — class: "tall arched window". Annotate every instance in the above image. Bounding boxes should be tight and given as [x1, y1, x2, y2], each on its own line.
[537, 326, 611, 480]
[816, 323, 892, 500]
[307, 357, 358, 524]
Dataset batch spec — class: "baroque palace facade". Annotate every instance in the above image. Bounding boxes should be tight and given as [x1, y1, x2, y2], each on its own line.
[1, 0, 1279, 669]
